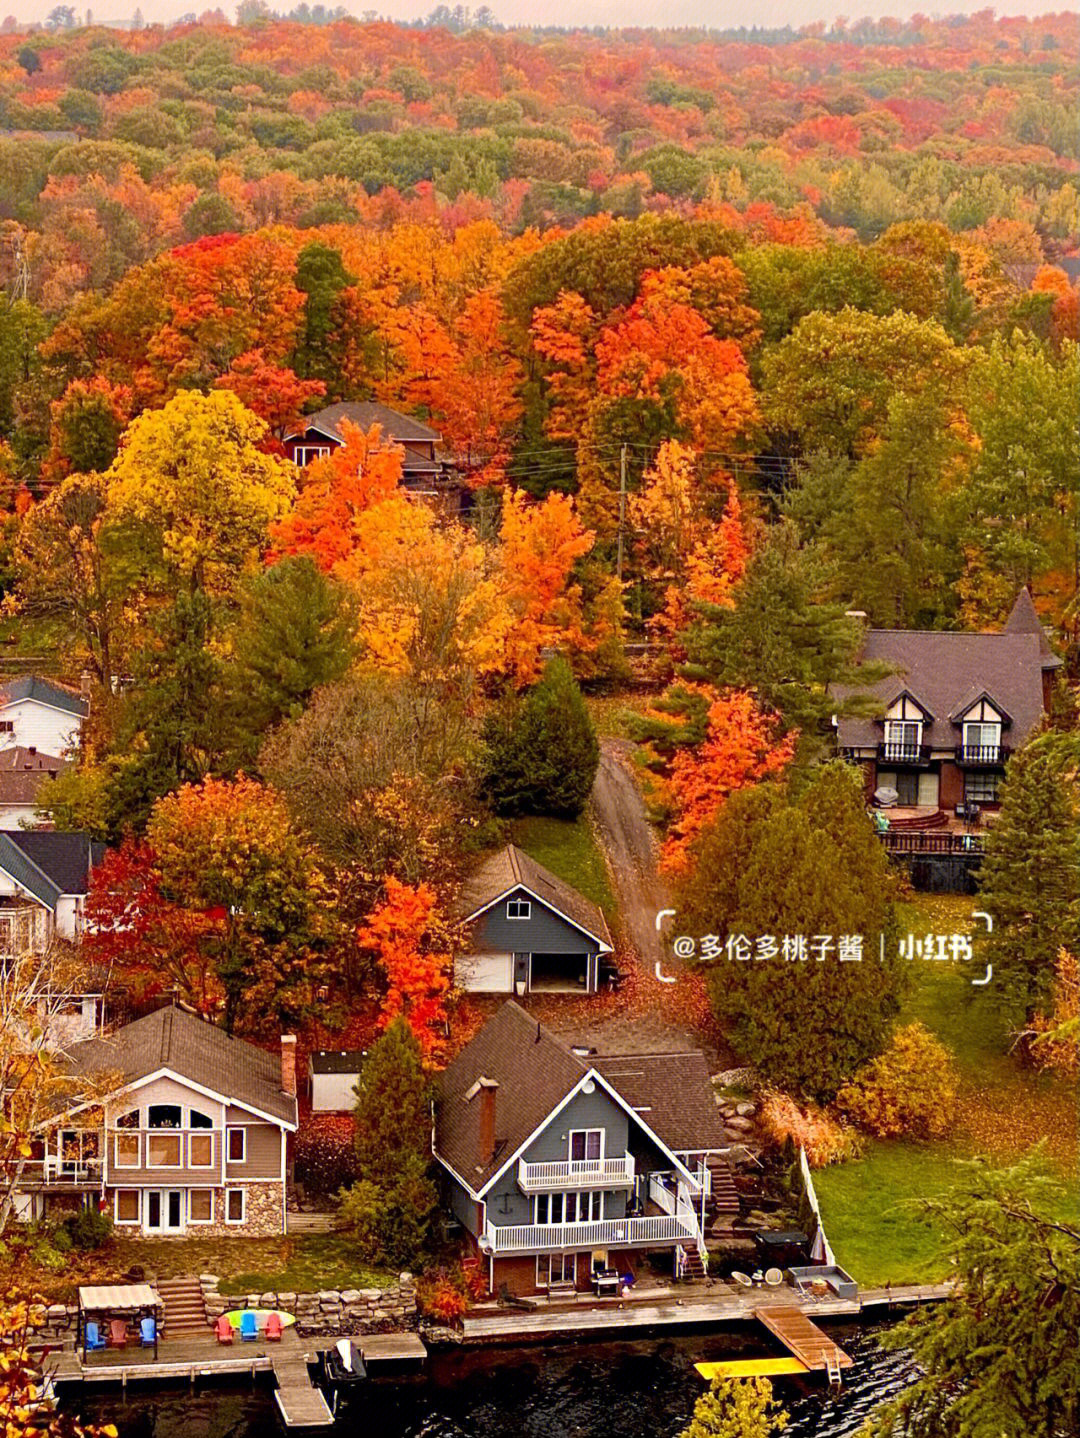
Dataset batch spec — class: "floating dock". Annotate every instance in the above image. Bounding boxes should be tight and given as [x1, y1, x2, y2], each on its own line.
[753, 1306, 853, 1379]
[695, 1357, 808, 1380]
[272, 1341, 334, 1430]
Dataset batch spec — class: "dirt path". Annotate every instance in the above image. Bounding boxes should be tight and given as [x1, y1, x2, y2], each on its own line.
[589, 737, 671, 973]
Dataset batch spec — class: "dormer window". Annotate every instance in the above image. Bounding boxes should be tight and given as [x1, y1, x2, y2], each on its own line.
[883, 719, 922, 761]
[962, 720, 1001, 764]
[507, 898, 531, 920]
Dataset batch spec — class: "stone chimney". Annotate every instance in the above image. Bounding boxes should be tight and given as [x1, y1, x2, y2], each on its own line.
[280, 1034, 297, 1097]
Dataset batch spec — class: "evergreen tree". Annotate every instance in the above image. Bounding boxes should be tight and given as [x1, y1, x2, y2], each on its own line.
[226, 556, 354, 763]
[871, 1154, 1080, 1438]
[682, 523, 888, 759]
[681, 763, 902, 1099]
[678, 1375, 786, 1438]
[979, 733, 1080, 1024]
[480, 656, 599, 817]
[291, 242, 366, 400]
[341, 1018, 439, 1268]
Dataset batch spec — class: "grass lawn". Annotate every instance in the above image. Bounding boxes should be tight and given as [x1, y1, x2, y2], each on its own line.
[511, 812, 615, 917]
[814, 892, 1079, 1286]
[112, 1233, 394, 1295]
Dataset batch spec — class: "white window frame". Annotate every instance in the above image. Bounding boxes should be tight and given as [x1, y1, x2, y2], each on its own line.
[226, 1126, 246, 1164]
[187, 1189, 214, 1225]
[187, 1131, 215, 1169]
[565, 1191, 603, 1222]
[114, 1188, 141, 1226]
[294, 445, 331, 466]
[113, 1132, 141, 1169]
[569, 1129, 604, 1164]
[964, 770, 1002, 804]
[225, 1188, 246, 1225]
[537, 1252, 576, 1287]
[884, 719, 922, 754]
[145, 1131, 183, 1169]
[963, 720, 1001, 751]
[506, 898, 531, 920]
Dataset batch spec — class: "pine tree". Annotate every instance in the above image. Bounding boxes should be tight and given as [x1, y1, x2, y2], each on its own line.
[979, 733, 1080, 1024]
[480, 656, 600, 817]
[681, 763, 902, 1100]
[678, 1375, 786, 1438]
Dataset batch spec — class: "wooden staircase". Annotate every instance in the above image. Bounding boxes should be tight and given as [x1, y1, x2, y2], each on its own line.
[706, 1155, 741, 1219]
[884, 807, 948, 832]
[155, 1275, 207, 1337]
[678, 1245, 707, 1281]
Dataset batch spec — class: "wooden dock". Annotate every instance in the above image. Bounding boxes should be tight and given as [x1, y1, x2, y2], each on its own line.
[360, 1332, 427, 1369]
[271, 1338, 334, 1430]
[753, 1306, 853, 1374]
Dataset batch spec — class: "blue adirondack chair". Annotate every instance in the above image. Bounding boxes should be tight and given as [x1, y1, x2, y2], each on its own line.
[85, 1321, 106, 1351]
[140, 1317, 156, 1348]
[240, 1310, 258, 1342]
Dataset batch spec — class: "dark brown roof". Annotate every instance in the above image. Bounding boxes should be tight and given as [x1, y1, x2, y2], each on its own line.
[0, 747, 68, 805]
[67, 1006, 297, 1128]
[455, 844, 612, 950]
[592, 1052, 726, 1153]
[289, 401, 441, 448]
[835, 614, 1056, 753]
[1002, 586, 1060, 667]
[433, 1002, 723, 1193]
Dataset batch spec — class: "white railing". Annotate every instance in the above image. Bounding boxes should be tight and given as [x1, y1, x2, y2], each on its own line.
[483, 1214, 696, 1254]
[650, 1173, 708, 1268]
[517, 1155, 635, 1191]
[649, 1173, 677, 1215]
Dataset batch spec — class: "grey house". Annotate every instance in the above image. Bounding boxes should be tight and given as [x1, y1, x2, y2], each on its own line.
[453, 845, 613, 995]
[433, 1002, 737, 1295]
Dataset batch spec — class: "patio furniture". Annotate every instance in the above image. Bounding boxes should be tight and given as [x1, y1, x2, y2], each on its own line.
[108, 1319, 128, 1348]
[84, 1322, 106, 1352]
[215, 1315, 235, 1345]
[265, 1312, 284, 1341]
[240, 1311, 258, 1342]
[764, 1268, 784, 1288]
[593, 1270, 621, 1298]
[139, 1318, 156, 1348]
[731, 1271, 753, 1289]
[78, 1284, 162, 1363]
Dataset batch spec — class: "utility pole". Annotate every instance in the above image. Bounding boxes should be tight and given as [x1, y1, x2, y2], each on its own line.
[616, 443, 627, 584]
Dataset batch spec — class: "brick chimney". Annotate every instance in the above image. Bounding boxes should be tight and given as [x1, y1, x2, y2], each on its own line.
[465, 1075, 499, 1166]
[280, 1034, 297, 1097]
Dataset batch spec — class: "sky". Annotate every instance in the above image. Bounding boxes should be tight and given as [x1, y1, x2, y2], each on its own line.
[12, 0, 1073, 38]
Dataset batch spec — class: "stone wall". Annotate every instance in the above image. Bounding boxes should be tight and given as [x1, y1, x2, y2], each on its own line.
[201, 1272, 418, 1336]
[189, 1182, 284, 1238]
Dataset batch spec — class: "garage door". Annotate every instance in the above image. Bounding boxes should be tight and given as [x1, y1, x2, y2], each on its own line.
[456, 952, 514, 993]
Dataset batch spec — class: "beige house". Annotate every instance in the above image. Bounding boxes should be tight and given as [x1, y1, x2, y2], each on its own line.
[20, 1006, 298, 1237]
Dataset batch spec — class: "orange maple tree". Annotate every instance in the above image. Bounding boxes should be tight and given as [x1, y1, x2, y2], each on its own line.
[498, 488, 595, 683]
[659, 689, 797, 876]
[357, 877, 453, 1061]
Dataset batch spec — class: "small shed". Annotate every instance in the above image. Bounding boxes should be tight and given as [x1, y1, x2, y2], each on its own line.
[310, 1050, 364, 1113]
[78, 1284, 162, 1360]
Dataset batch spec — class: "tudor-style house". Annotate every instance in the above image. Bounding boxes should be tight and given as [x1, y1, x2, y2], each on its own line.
[433, 1002, 738, 1296]
[835, 589, 1061, 815]
[453, 844, 614, 996]
[19, 1006, 298, 1237]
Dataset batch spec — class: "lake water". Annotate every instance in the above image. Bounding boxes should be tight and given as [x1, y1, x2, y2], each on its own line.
[74, 1319, 918, 1437]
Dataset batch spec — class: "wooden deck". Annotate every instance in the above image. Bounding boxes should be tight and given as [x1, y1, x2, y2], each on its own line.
[753, 1306, 853, 1373]
[360, 1332, 427, 1368]
[271, 1340, 333, 1430]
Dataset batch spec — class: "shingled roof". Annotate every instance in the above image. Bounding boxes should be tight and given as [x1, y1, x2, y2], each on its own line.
[834, 590, 1060, 752]
[0, 830, 103, 908]
[433, 1002, 722, 1194]
[289, 401, 441, 448]
[66, 1006, 297, 1128]
[455, 844, 613, 951]
[0, 676, 88, 719]
[0, 748, 69, 807]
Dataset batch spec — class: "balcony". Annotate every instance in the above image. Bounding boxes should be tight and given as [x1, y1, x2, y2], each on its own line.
[957, 744, 1008, 766]
[19, 1155, 105, 1188]
[482, 1213, 697, 1254]
[877, 742, 932, 766]
[517, 1155, 635, 1192]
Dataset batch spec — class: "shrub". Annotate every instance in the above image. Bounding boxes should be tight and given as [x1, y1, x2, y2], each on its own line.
[1025, 949, 1079, 1077]
[64, 1207, 114, 1251]
[295, 1119, 360, 1196]
[835, 1022, 958, 1140]
[759, 1088, 862, 1168]
[416, 1272, 467, 1325]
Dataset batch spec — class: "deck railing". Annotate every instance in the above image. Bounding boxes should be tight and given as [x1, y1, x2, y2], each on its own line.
[957, 744, 1007, 765]
[483, 1213, 695, 1254]
[882, 831, 985, 856]
[517, 1155, 635, 1191]
[18, 1155, 105, 1186]
[877, 742, 931, 764]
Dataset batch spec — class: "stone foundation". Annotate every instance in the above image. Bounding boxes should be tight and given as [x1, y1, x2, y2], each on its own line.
[202, 1272, 418, 1336]
[188, 1182, 284, 1238]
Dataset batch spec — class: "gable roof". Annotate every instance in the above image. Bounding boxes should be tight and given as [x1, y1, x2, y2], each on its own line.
[1002, 586, 1061, 668]
[0, 748, 69, 807]
[287, 402, 441, 448]
[591, 1052, 726, 1153]
[433, 1002, 723, 1195]
[835, 627, 1054, 751]
[455, 844, 613, 952]
[65, 1006, 297, 1128]
[0, 676, 88, 719]
[0, 830, 103, 905]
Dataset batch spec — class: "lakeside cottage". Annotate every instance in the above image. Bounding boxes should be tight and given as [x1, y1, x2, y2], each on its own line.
[433, 1002, 738, 1296]
[19, 1005, 298, 1238]
[0, 829, 103, 951]
[453, 844, 614, 996]
[836, 589, 1061, 817]
[0, 675, 88, 758]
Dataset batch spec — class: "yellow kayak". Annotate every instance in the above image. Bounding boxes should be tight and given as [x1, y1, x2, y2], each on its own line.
[695, 1357, 809, 1380]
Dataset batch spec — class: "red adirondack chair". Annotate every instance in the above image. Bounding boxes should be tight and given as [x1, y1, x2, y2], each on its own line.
[265, 1312, 283, 1342]
[215, 1314, 235, 1345]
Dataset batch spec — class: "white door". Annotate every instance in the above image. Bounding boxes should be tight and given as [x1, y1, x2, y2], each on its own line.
[145, 1189, 184, 1235]
[917, 770, 940, 807]
[456, 952, 514, 993]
